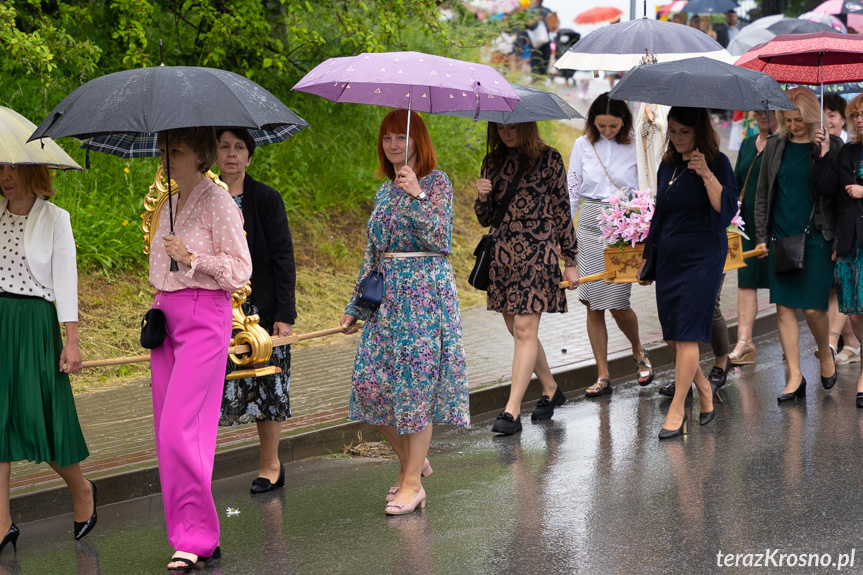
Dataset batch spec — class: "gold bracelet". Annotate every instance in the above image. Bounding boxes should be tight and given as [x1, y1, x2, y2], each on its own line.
[704, 173, 715, 186]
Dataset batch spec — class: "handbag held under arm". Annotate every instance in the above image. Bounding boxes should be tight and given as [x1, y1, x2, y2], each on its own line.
[469, 163, 528, 290]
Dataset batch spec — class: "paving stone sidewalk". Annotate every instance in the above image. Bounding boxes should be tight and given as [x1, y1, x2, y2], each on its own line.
[10, 271, 771, 492]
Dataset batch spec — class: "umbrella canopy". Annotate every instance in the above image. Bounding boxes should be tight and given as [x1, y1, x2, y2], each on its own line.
[799, 11, 847, 33]
[608, 57, 795, 111]
[658, 1, 688, 18]
[439, 84, 583, 124]
[29, 66, 309, 149]
[555, 17, 734, 72]
[292, 51, 519, 114]
[813, 0, 863, 14]
[0, 106, 81, 170]
[735, 32, 863, 85]
[727, 16, 834, 56]
[683, 0, 738, 13]
[574, 6, 623, 25]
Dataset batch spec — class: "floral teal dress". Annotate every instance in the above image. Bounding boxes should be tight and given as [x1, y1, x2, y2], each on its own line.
[345, 170, 470, 434]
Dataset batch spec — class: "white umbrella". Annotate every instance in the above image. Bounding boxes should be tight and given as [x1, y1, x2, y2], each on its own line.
[0, 106, 81, 170]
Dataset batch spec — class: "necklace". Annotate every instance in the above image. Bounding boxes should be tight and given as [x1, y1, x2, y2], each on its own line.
[668, 164, 684, 186]
[4, 207, 28, 225]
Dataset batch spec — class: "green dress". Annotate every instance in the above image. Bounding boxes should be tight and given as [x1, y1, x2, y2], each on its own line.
[767, 141, 834, 310]
[734, 135, 769, 289]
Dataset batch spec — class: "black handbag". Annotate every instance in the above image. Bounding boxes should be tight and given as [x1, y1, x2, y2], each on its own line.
[140, 308, 167, 349]
[468, 163, 528, 290]
[639, 244, 657, 282]
[772, 203, 815, 274]
[356, 270, 385, 310]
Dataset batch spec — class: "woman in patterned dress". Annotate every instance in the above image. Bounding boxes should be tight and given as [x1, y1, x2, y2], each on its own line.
[216, 129, 296, 495]
[340, 110, 469, 515]
[475, 122, 579, 436]
[567, 93, 653, 397]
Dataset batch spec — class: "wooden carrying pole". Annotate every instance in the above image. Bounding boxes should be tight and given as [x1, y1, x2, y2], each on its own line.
[80, 324, 360, 369]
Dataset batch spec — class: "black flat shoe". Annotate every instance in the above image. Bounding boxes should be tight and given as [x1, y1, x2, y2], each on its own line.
[778, 377, 806, 402]
[699, 410, 715, 426]
[821, 348, 838, 390]
[531, 386, 566, 421]
[250, 464, 286, 494]
[73, 480, 97, 540]
[857, 393, 863, 408]
[0, 523, 19, 556]
[658, 381, 694, 398]
[491, 412, 522, 435]
[708, 357, 732, 390]
[659, 414, 688, 440]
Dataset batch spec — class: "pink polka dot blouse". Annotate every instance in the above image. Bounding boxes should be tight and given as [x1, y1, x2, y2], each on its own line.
[148, 178, 252, 293]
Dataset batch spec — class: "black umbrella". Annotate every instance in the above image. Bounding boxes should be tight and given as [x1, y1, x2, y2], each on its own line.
[608, 57, 795, 111]
[440, 84, 583, 124]
[29, 64, 308, 270]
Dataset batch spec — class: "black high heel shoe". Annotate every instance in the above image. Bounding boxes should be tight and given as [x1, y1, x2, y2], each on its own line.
[821, 348, 838, 390]
[73, 480, 97, 540]
[857, 393, 863, 409]
[0, 523, 19, 556]
[778, 376, 806, 402]
[658, 414, 688, 440]
[699, 410, 715, 426]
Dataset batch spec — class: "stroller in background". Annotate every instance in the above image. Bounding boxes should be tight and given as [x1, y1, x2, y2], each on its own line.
[554, 29, 580, 81]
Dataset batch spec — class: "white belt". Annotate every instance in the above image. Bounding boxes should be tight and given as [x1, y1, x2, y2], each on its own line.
[382, 252, 445, 258]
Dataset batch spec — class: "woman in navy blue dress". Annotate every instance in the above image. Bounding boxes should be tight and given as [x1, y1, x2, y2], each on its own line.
[638, 107, 737, 439]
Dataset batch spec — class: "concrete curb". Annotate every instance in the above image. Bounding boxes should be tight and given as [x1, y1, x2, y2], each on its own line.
[10, 308, 778, 523]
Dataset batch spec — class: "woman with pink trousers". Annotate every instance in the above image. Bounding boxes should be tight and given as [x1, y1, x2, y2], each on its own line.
[149, 127, 252, 572]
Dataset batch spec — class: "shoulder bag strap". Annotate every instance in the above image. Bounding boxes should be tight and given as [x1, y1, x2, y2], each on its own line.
[739, 149, 762, 204]
[589, 141, 624, 192]
[489, 161, 528, 233]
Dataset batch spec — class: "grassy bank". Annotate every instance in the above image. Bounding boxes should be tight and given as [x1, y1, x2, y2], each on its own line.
[70, 120, 580, 391]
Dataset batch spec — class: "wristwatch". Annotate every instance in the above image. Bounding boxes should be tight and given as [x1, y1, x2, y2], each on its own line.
[416, 191, 426, 200]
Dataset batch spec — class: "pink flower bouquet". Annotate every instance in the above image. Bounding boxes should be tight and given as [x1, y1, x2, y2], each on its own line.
[597, 188, 655, 249]
[727, 202, 749, 240]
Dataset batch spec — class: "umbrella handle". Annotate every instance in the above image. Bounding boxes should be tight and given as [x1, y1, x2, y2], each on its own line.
[405, 93, 412, 166]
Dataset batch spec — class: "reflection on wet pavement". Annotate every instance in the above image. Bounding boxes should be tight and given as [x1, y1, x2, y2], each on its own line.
[11, 329, 863, 574]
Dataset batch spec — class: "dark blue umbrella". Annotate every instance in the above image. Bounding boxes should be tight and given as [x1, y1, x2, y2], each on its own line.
[608, 57, 795, 111]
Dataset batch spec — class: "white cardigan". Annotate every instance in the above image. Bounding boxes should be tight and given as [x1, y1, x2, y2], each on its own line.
[1, 197, 78, 322]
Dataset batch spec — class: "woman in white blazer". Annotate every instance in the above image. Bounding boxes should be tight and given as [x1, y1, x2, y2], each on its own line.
[0, 164, 96, 554]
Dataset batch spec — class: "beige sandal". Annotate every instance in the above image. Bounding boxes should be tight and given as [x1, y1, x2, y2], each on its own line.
[837, 345, 861, 365]
[729, 340, 756, 365]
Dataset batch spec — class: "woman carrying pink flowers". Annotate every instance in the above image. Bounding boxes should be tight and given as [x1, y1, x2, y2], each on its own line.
[567, 93, 653, 397]
[637, 107, 738, 439]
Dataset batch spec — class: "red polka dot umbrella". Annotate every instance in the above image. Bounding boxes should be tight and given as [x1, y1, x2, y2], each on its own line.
[735, 31, 863, 125]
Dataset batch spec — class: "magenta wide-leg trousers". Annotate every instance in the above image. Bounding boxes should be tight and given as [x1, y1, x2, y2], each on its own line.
[150, 288, 231, 557]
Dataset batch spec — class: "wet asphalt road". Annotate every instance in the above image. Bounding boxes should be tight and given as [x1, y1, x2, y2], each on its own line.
[6, 327, 863, 575]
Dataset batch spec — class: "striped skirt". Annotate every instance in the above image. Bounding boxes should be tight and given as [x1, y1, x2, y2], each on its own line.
[576, 199, 633, 310]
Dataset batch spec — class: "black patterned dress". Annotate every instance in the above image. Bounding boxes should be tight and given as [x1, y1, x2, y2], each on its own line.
[475, 147, 578, 314]
[220, 193, 292, 425]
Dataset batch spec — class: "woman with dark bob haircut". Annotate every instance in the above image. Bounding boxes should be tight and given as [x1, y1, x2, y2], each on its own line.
[568, 92, 653, 398]
[341, 109, 469, 515]
[638, 107, 737, 439]
[475, 120, 579, 436]
[151, 126, 252, 571]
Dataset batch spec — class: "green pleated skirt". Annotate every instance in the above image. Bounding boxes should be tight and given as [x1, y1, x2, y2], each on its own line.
[0, 296, 89, 467]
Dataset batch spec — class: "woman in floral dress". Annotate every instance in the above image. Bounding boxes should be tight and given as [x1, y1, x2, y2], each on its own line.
[341, 110, 469, 516]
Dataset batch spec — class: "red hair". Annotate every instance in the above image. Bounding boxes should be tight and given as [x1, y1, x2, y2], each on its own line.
[376, 109, 437, 180]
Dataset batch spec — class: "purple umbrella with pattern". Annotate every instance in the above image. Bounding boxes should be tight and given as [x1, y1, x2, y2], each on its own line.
[292, 51, 519, 162]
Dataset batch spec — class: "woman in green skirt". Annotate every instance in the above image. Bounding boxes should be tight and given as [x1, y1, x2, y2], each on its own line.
[0, 163, 96, 552]
[729, 110, 776, 366]
[754, 87, 843, 402]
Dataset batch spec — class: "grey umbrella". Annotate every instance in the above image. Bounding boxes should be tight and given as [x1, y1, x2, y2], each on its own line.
[727, 16, 833, 56]
[440, 84, 582, 124]
[608, 57, 795, 111]
[683, 0, 738, 14]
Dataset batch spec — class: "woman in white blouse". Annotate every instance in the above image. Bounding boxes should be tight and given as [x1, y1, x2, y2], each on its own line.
[567, 93, 652, 396]
[0, 164, 97, 553]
